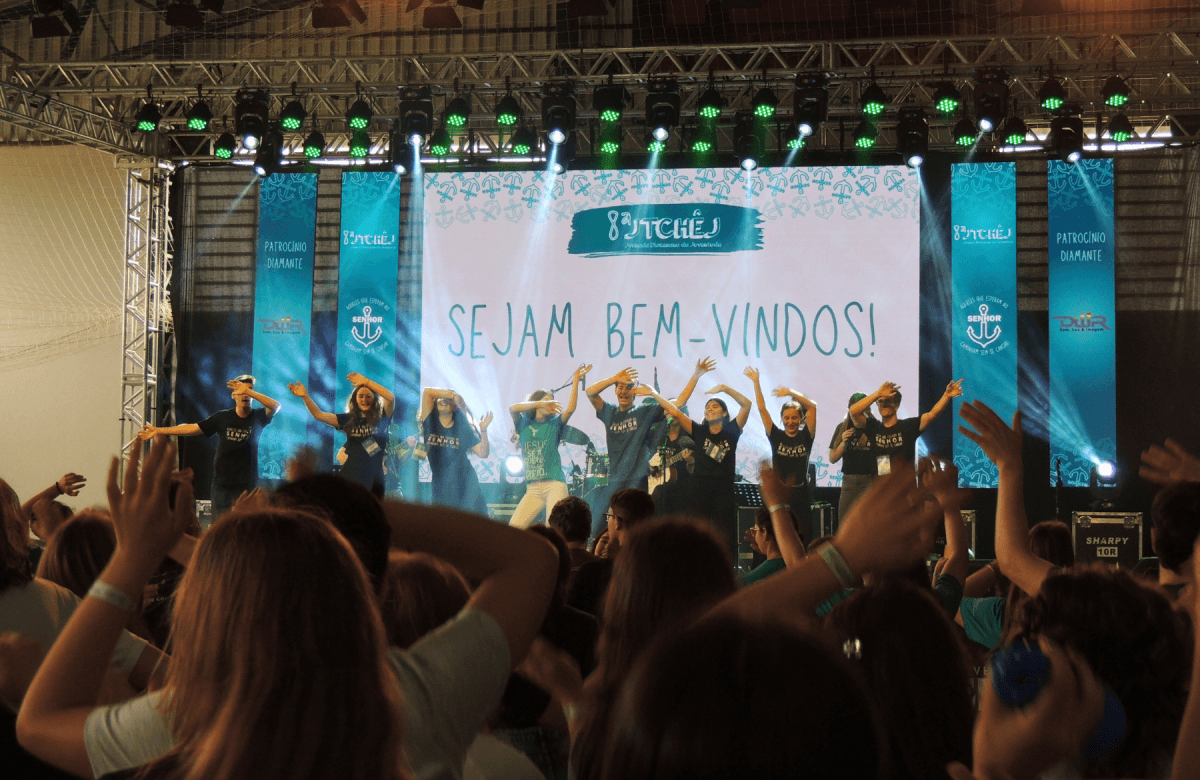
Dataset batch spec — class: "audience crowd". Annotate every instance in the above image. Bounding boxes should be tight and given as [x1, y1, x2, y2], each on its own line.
[3, 400, 1200, 780]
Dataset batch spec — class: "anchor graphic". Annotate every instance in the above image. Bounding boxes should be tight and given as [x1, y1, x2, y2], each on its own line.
[966, 303, 1002, 348]
[351, 305, 384, 348]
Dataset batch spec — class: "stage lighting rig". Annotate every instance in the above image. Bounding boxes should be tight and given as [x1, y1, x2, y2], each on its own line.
[444, 95, 470, 129]
[691, 123, 716, 153]
[1001, 114, 1029, 146]
[510, 126, 535, 156]
[853, 119, 878, 150]
[349, 129, 370, 158]
[346, 91, 372, 131]
[734, 111, 762, 171]
[280, 85, 307, 132]
[598, 123, 622, 154]
[860, 83, 887, 117]
[895, 107, 927, 168]
[429, 126, 452, 156]
[186, 86, 212, 131]
[953, 116, 978, 147]
[1102, 75, 1129, 108]
[234, 89, 270, 150]
[389, 123, 418, 174]
[542, 82, 577, 146]
[252, 126, 283, 178]
[134, 86, 161, 133]
[753, 86, 778, 120]
[646, 79, 681, 143]
[303, 129, 325, 159]
[1107, 113, 1135, 143]
[1039, 76, 1066, 111]
[594, 83, 625, 124]
[794, 73, 828, 138]
[495, 93, 521, 127]
[1051, 103, 1085, 163]
[697, 84, 723, 121]
[1089, 459, 1122, 510]
[398, 86, 434, 147]
[973, 67, 1009, 133]
[213, 131, 237, 159]
[932, 81, 961, 114]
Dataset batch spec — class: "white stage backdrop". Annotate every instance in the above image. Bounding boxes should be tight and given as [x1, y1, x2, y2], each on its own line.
[420, 166, 921, 487]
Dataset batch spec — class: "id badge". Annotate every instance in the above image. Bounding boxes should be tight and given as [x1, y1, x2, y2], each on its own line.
[876, 454, 891, 475]
[362, 437, 382, 456]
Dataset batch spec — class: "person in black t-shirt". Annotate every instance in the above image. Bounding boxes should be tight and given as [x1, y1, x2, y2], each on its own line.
[830, 392, 877, 520]
[139, 374, 281, 521]
[848, 378, 964, 476]
[745, 367, 817, 543]
[415, 386, 492, 515]
[644, 379, 751, 552]
[290, 372, 396, 497]
[647, 405, 695, 516]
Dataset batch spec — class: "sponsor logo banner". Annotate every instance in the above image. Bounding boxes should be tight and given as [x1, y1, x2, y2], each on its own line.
[252, 173, 318, 480]
[951, 163, 1017, 487]
[336, 172, 401, 446]
[566, 203, 763, 257]
[1048, 158, 1116, 486]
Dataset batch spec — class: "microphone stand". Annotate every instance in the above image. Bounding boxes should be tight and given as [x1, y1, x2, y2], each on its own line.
[1054, 458, 1063, 522]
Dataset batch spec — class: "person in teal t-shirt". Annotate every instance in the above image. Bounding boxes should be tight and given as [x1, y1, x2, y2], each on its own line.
[508, 364, 590, 529]
[740, 506, 795, 586]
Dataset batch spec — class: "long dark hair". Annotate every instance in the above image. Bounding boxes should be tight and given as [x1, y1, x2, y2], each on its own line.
[344, 384, 384, 429]
[825, 578, 975, 780]
[600, 615, 886, 780]
[1008, 565, 1190, 779]
[571, 518, 737, 780]
[0, 477, 31, 591]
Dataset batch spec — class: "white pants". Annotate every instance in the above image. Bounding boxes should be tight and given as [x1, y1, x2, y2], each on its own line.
[509, 480, 569, 529]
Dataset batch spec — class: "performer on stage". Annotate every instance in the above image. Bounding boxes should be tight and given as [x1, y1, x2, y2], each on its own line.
[508, 364, 590, 529]
[138, 375, 281, 520]
[646, 404, 695, 516]
[745, 367, 818, 543]
[415, 386, 492, 515]
[584, 357, 714, 537]
[644, 379, 751, 550]
[289, 372, 395, 496]
[829, 393, 876, 520]
[849, 379, 964, 475]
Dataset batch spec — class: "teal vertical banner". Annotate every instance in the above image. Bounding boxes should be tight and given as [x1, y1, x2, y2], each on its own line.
[335, 171, 401, 424]
[1048, 158, 1116, 486]
[951, 163, 1018, 488]
[252, 173, 318, 480]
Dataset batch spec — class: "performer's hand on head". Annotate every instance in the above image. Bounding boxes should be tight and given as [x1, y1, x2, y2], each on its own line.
[227, 379, 251, 394]
[878, 381, 899, 397]
[630, 384, 653, 397]
[705, 385, 726, 395]
[287, 382, 307, 398]
[772, 386, 792, 398]
[539, 400, 564, 416]
[615, 367, 638, 385]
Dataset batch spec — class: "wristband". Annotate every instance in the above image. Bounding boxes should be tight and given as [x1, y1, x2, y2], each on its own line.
[816, 543, 856, 589]
[766, 503, 790, 514]
[87, 580, 137, 613]
[54, 481, 64, 495]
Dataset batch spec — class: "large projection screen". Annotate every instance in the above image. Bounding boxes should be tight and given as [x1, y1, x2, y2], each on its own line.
[421, 166, 921, 487]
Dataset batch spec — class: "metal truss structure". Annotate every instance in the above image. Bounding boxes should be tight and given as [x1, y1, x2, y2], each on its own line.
[118, 159, 174, 471]
[5, 29, 1200, 159]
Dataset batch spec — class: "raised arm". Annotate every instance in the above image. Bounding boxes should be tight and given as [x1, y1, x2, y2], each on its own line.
[20, 474, 86, 518]
[712, 383, 752, 429]
[849, 382, 897, 428]
[674, 356, 716, 409]
[759, 462, 808, 568]
[418, 386, 455, 422]
[287, 382, 339, 428]
[137, 423, 202, 440]
[920, 378, 965, 432]
[1140, 438, 1200, 485]
[17, 437, 188, 778]
[585, 366, 636, 412]
[744, 367, 775, 433]
[472, 413, 493, 458]
[776, 387, 818, 437]
[923, 459, 970, 587]
[228, 380, 282, 415]
[560, 364, 590, 425]
[708, 461, 940, 624]
[958, 402, 1053, 596]
[382, 500, 558, 665]
[347, 372, 395, 417]
[644, 388, 692, 435]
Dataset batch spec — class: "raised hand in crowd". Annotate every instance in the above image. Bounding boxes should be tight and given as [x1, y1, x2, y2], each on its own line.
[1140, 438, 1200, 485]
[947, 639, 1106, 780]
[757, 462, 807, 568]
[232, 487, 269, 513]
